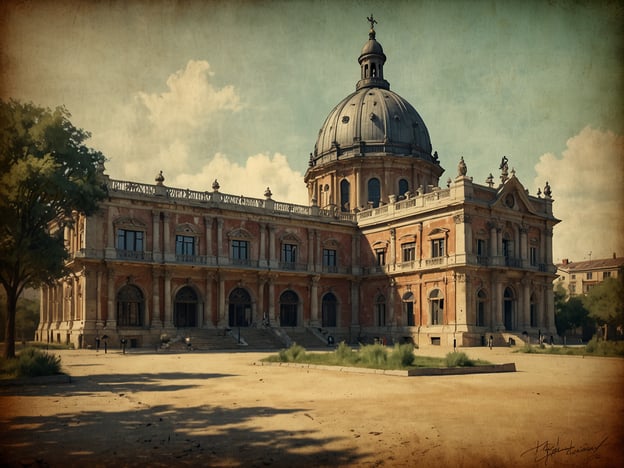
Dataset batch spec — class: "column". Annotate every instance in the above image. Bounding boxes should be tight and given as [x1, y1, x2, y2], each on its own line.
[489, 223, 497, 258]
[315, 230, 321, 272]
[152, 211, 160, 259]
[268, 276, 276, 324]
[257, 275, 265, 324]
[204, 273, 214, 328]
[151, 268, 161, 328]
[106, 268, 115, 327]
[520, 225, 528, 265]
[351, 233, 360, 275]
[545, 228, 553, 266]
[106, 207, 115, 257]
[259, 223, 267, 267]
[521, 277, 531, 329]
[545, 282, 555, 334]
[163, 270, 173, 328]
[162, 212, 171, 262]
[307, 229, 315, 272]
[268, 224, 276, 268]
[350, 279, 360, 327]
[310, 275, 320, 326]
[495, 279, 504, 330]
[204, 216, 213, 259]
[217, 218, 225, 264]
[389, 228, 396, 267]
[388, 279, 396, 326]
[218, 273, 226, 327]
[454, 214, 467, 263]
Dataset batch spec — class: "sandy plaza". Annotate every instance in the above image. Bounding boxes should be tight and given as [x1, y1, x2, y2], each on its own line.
[0, 346, 622, 467]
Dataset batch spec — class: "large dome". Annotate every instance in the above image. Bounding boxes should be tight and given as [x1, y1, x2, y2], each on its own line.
[310, 22, 434, 168]
[313, 87, 432, 164]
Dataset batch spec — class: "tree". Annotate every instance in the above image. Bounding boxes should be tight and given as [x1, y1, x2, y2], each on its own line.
[582, 271, 624, 340]
[0, 100, 106, 358]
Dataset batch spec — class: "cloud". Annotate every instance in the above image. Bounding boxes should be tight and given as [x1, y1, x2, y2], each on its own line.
[173, 152, 308, 206]
[92, 59, 242, 181]
[533, 126, 624, 262]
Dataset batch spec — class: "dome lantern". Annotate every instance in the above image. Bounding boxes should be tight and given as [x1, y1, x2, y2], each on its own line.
[357, 14, 390, 91]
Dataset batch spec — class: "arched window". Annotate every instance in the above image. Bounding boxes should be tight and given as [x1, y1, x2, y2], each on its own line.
[398, 179, 409, 198]
[375, 294, 386, 327]
[229, 288, 252, 327]
[279, 290, 299, 327]
[321, 293, 337, 327]
[503, 287, 515, 330]
[174, 286, 198, 328]
[429, 289, 444, 325]
[476, 289, 487, 327]
[367, 178, 381, 208]
[117, 285, 144, 327]
[340, 179, 350, 212]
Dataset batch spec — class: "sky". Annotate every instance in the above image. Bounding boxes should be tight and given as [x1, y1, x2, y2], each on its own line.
[1, 0, 623, 263]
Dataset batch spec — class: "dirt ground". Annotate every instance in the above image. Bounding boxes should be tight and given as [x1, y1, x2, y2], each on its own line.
[0, 346, 623, 467]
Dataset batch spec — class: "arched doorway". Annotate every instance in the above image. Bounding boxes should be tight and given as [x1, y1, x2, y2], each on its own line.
[174, 286, 198, 328]
[504, 287, 515, 330]
[117, 285, 144, 326]
[229, 288, 252, 327]
[402, 291, 415, 326]
[279, 290, 299, 327]
[321, 293, 337, 327]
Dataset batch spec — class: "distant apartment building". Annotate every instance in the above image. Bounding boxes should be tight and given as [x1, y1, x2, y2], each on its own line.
[556, 254, 624, 296]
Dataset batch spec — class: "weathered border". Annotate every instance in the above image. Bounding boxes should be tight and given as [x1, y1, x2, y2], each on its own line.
[254, 361, 516, 376]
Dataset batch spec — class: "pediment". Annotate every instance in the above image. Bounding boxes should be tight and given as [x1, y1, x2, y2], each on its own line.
[281, 232, 301, 243]
[228, 228, 253, 239]
[176, 223, 198, 234]
[493, 177, 538, 215]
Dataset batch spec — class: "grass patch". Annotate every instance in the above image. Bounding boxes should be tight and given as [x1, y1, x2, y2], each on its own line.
[0, 347, 62, 379]
[514, 338, 624, 357]
[264, 343, 490, 370]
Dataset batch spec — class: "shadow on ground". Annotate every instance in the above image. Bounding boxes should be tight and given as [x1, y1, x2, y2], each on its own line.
[0, 371, 365, 467]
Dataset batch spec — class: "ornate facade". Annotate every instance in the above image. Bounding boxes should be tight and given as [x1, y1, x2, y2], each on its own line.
[37, 20, 559, 349]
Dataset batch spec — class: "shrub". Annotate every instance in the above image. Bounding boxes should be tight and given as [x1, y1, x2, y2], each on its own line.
[388, 343, 415, 368]
[445, 351, 474, 367]
[335, 341, 358, 365]
[359, 343, 387, 367]
[5, 348, 62, 377]
[585, 337, 624, 357]
[278, 343, 307, 362]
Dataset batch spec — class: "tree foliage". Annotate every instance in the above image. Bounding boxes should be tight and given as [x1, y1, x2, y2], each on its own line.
[0, 99, 106, 358]
[582, 273, 624, 331]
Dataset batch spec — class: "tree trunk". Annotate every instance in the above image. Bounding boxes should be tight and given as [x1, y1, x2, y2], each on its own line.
[3, 287, 18, 359]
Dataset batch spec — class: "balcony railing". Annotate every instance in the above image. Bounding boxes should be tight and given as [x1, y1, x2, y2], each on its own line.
[505, 257, 522, 268]
[116, 250, 152, 261]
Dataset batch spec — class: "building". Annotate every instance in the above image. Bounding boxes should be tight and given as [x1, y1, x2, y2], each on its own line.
[556, 254, 624, 296]
[37, 19, 559, 350]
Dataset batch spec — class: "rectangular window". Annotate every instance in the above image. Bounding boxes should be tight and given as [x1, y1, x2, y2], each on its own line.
[530, 247, 538, 266]
[117, 229, 144, 251]
[282, 243, 297, 263]
[603, 271, 611, 279]
[231, 239, 249, 260]
[569, 283, 576, 294]
[375, 249, 386, 266]
[431, 238, 445, 258]
[586, 272, 593, 280]
[571, 274, 576, 280]
[323, 249, 336, 267]
[176, 235, 195, 256]
[402, 242, 416, 262]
